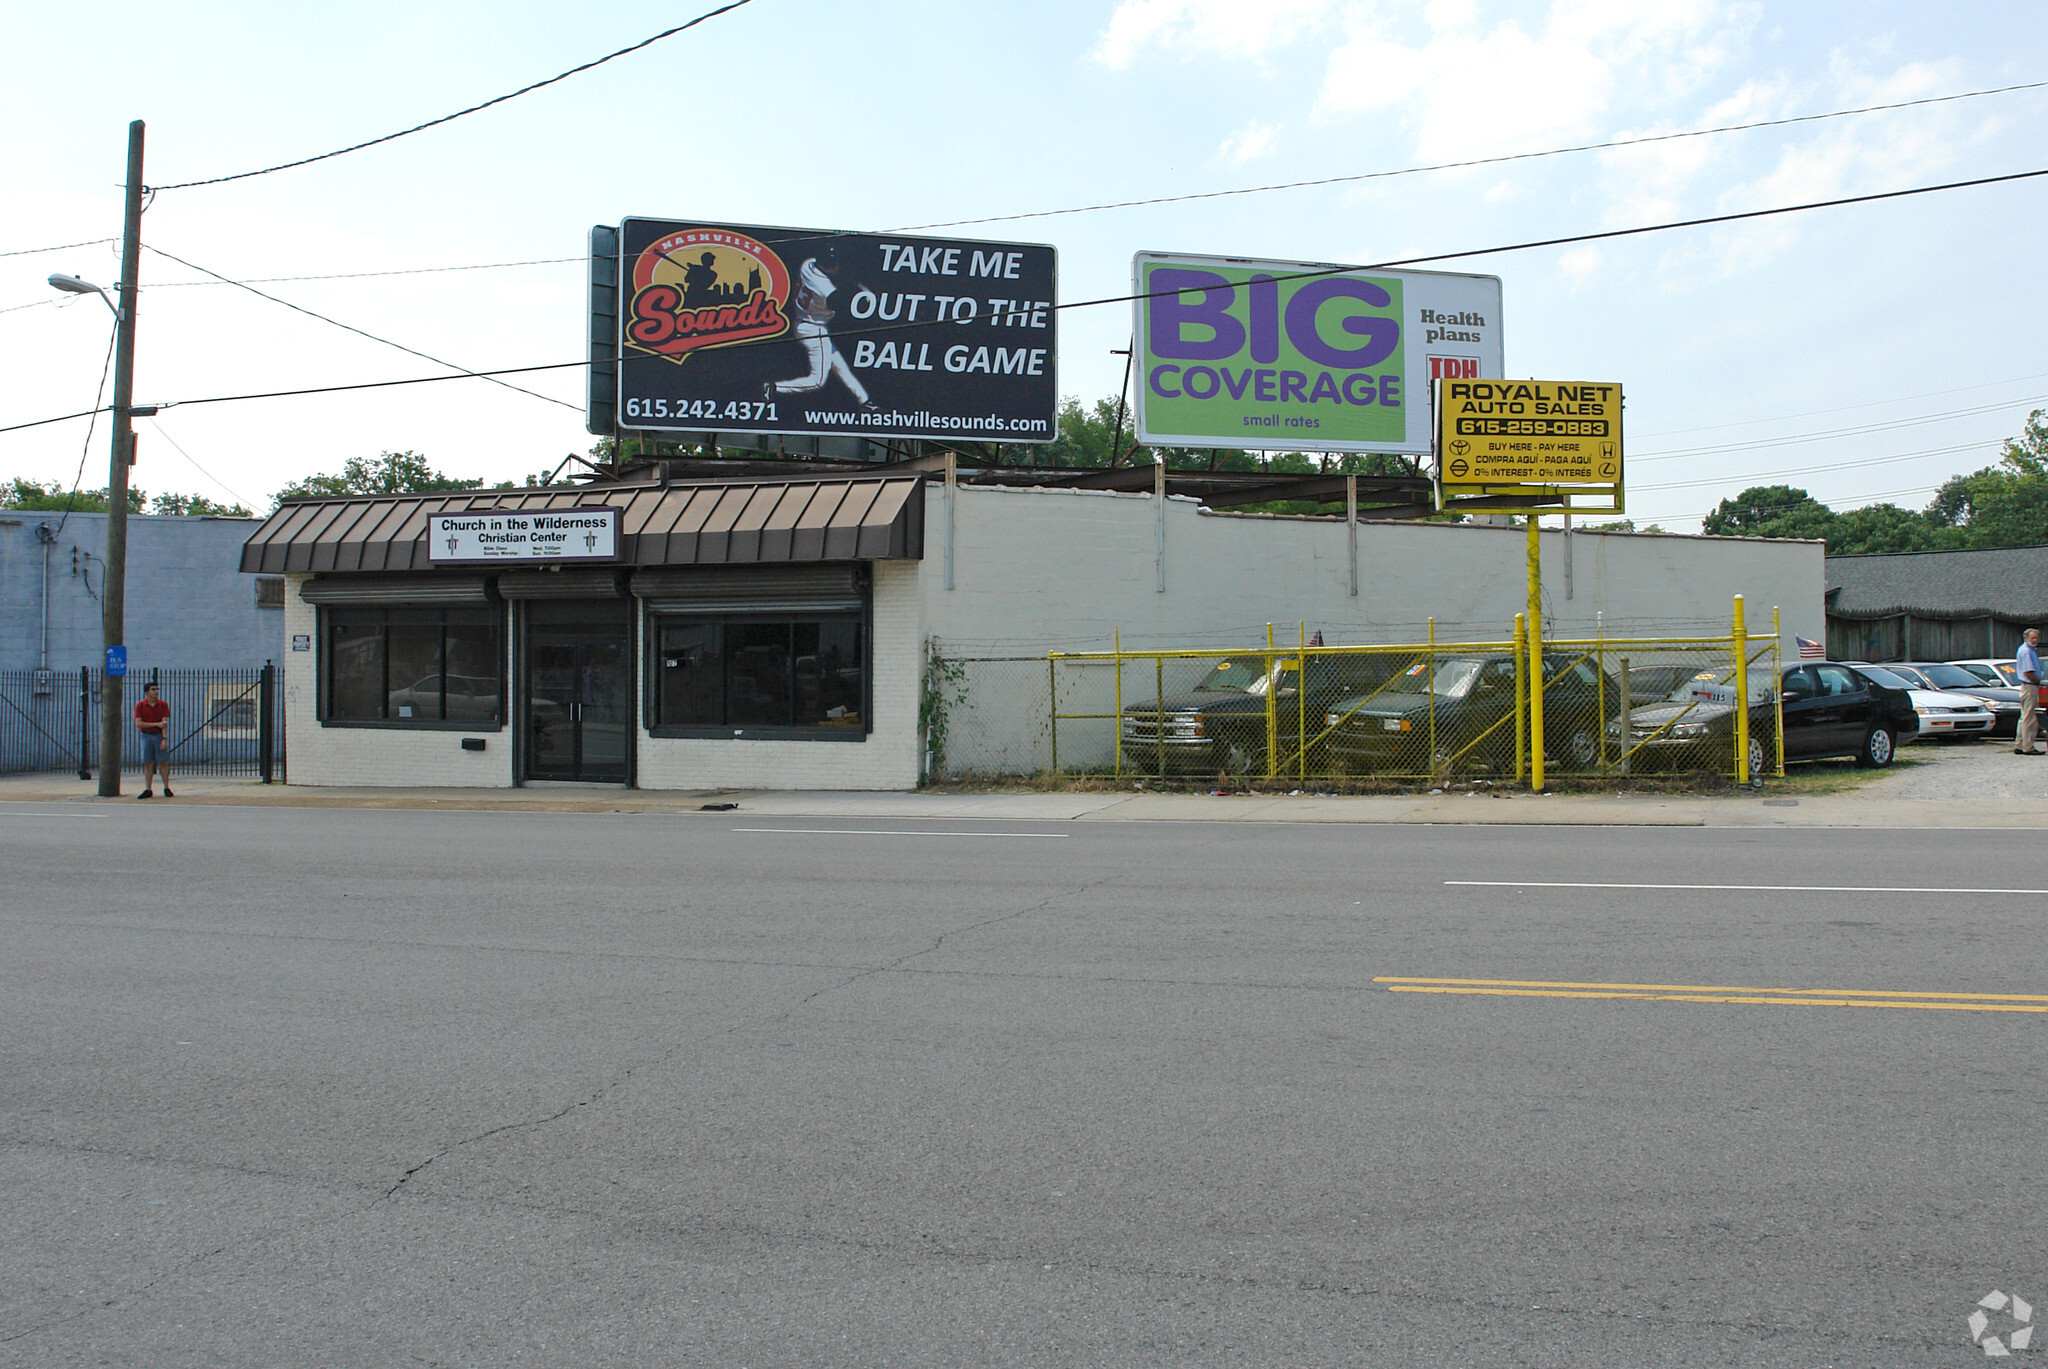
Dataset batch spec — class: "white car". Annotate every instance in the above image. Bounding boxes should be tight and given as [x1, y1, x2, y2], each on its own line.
[1849, 663, 1995, 742]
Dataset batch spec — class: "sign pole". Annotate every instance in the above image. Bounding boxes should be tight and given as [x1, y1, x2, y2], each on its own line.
[1527, 512, 1544, 792]
[1732, 594, 1750, 786]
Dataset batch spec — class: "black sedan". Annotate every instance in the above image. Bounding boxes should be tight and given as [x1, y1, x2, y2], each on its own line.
[1611, 661, 1920, 772]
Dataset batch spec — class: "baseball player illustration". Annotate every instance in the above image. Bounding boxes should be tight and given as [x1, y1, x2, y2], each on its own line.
[765, 250, 877, 412]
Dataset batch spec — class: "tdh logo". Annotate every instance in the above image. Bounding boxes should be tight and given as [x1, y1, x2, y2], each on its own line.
[627, 229, 791, 361]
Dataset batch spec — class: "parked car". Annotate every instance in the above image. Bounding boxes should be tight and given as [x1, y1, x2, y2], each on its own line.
[1120, 652, 1407, 773]
[1611, 669, 1777, 774]
[1323, 652, 1621, 775]
[1624, 663, 1708, 707]
[1950, 658, 2048, 710]
[1845, 663, 1995, 742]
[1770, 662, 1919, 765]
[1618, 661, 1928, 772]
[1894, 662, 2023, 738]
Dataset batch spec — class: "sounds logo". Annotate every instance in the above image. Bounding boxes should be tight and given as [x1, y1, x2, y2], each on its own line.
[626, 229, 791, 362]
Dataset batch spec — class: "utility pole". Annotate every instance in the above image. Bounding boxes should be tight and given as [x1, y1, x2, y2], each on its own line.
[99, 120, 144, 798]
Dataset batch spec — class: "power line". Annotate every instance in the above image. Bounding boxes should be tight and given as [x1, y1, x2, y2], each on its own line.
[1633, 370, 2048, 439]
[0, 236, 117, 259]
[3, 254, 582, 317]
[894, 79, 2048, 232]
[7, 161, 2047, 434]
[1633, 439, 1999, 492]
[149, 0, 757, 191]
[1641, 482, 1951, 528]
[1635, 393, 2048, 462]
[144, 245, 581, 411]
[52, 324, 119, 539]
[143, 416, 255, 510]
[145, 255, 580, 287]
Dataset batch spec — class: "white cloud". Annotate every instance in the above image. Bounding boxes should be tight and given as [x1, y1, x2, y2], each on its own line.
[1557, 245, 1602, 286]
[1092, 0, 1338, 69]
[1315, 0, 1741, 159]
[1214, 119, 1282, 165]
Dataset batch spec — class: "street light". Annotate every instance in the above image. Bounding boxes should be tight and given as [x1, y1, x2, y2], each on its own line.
[47, 273, 119, 315]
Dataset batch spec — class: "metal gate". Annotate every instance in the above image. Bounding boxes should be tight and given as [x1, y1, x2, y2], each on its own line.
[0, 664, 285, 780]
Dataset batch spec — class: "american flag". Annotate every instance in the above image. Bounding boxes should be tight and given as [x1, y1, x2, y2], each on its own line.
[1796, 635, 1825, 659]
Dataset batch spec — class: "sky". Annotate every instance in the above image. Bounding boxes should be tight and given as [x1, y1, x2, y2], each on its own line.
[3, 0, 2045, 530]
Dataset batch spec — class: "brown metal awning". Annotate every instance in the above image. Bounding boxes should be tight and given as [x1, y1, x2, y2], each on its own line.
[238, 476, 923, 575]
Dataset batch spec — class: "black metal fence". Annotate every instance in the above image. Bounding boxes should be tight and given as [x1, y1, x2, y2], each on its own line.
[0, 664, 284, 780]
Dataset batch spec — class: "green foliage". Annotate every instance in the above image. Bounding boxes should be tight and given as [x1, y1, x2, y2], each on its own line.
[1701, 485, 1838, 539]
[272, 451, 482, 507]
[148, 492, 252, 517]
[0, 478, 231, 515]
[919, 643, 969, 779]
[1696, 408, 2048, 556]
[1036, 396, 1132, 468]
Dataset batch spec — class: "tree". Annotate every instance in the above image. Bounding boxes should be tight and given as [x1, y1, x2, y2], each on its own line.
[4, 478, 144, 514]
[272, 451, 483, 507]
[148, 492, 252, 517]
[1925, 408, 2048, 549]
[1824, 503, 1953, 555]
[1701, 484, 1837, 540]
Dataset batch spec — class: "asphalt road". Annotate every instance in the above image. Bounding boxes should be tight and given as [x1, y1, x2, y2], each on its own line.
[2, 805, 2042, 1367]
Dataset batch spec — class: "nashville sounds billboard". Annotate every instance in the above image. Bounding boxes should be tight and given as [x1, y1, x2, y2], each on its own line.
[1132, 251, 1503, 454]
[609, 217, 1059, 444]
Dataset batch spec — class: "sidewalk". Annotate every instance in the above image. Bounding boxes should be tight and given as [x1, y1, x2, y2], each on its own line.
[3, 769, 2043, 828]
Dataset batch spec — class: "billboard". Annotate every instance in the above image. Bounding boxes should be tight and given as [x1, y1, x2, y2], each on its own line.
[1132, 252, 1502, 453]
[608, 218, 1059, 444]
[1435, 380, 1623, 492]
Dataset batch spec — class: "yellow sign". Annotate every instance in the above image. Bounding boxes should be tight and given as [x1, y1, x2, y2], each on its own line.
[1436, 379, 1622, 489]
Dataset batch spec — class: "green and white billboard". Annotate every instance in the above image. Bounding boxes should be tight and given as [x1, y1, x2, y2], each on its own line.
[1132, 251, 1503, 454]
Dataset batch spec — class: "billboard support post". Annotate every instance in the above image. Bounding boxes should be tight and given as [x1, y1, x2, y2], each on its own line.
[1346, 474, 1359, 597]
[1154, 459, 1166, 593]
[1527, 514, 1545, 793]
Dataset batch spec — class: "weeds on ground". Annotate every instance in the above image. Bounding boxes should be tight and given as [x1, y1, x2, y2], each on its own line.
[923, 755, 1925, 799]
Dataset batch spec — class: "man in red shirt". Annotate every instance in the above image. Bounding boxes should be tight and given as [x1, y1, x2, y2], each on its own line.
[133, 681, 173, 798]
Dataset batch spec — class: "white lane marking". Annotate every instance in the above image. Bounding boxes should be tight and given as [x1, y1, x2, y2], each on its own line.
[1446, 880, 2048, 894]
[0, 812, 112, 819]
[733, 827, 1068, 838]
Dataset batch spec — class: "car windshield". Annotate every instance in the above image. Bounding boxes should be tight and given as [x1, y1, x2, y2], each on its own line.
[1380, 658, 1485, 698]
[1193, 659, 1269, 693]
[1885, 665, 1932, 688]
[1857, 665, 1915, 690]
[1990, 662, 2021, 685]
[1919, 664, 1988, 690]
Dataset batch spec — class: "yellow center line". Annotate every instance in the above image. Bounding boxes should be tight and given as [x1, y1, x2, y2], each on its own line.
[1383, 985, 2048, 1012]
[1375, 977, 2048, 1013]
[1375, 976, 2048, 1002]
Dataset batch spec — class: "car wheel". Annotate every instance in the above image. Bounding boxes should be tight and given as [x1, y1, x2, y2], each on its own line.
[1221, 737, 1263, 777]
[1857, 726, 1895, 768]
[1564, 726, 1602, 770]
[1746, 735, 1767, 777]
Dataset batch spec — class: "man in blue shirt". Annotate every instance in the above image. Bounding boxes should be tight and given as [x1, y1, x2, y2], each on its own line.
[2016, 628, 2042, 755]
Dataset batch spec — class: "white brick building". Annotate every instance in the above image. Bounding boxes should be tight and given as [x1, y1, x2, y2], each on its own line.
[243, 472, 1822, 790]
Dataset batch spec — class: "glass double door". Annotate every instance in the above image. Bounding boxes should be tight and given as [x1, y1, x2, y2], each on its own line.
[524, 600, 631, 783]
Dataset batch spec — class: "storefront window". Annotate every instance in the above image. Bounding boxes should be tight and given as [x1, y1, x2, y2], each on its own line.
[653, 615, 863, 734]
[323, 606, 502, 725]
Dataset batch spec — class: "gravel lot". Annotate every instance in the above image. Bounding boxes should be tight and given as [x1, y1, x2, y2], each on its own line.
[1864, 733, 2048, 800]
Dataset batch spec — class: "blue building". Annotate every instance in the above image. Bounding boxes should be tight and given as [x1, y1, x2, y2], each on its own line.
[0, 511, 278, 671]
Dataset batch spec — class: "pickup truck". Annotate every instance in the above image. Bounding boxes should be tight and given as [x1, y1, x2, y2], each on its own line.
[1120, 653, 1407, 775]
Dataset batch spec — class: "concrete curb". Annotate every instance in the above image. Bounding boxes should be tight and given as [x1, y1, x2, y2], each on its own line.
[3, 773, 2044, 828]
